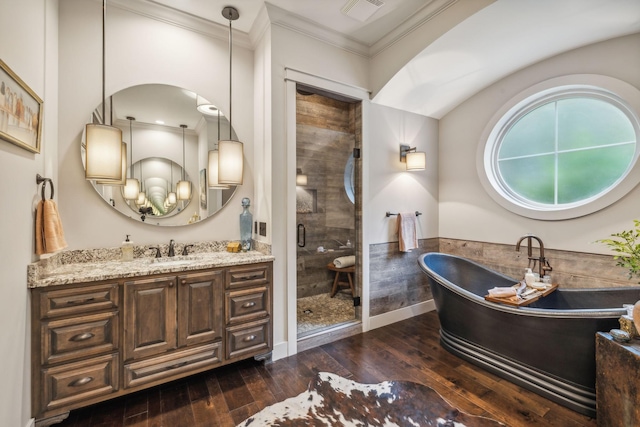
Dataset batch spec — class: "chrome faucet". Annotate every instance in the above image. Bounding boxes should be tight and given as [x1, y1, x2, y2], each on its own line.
[515, 234, 552, 278]
[168, 239, 175, 257]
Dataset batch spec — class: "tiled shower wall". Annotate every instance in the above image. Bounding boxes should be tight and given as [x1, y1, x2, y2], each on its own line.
[368, 237, 637, 317]
[296, 91, 357, 298]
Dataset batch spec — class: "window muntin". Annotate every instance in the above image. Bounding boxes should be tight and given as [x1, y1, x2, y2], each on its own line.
[490, 92, 638, 212]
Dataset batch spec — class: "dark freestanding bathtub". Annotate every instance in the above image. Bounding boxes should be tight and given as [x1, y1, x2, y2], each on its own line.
[418, 252, 640, 417]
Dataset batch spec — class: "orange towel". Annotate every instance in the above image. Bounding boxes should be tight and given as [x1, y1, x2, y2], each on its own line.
[397, 212, 418, 252]
[35, 199, 68, 255]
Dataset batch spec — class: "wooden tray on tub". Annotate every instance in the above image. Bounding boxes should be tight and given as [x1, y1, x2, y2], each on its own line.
[485, 283, 558, 307]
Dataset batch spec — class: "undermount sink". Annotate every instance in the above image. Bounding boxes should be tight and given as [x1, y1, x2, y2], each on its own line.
[149, 255, 201, 267]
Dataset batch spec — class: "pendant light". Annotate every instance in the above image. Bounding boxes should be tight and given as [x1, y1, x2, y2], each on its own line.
[85, 0, 123, 181]
[136, 160, 147, 206]
[168, 159, 177, 205]
[176, 124, 192, 200]
[208, 108, 230, 189]
[123, 116, 140, 200]
[218, 6, 244, 185]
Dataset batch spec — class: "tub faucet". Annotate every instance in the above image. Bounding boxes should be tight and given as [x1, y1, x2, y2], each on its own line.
[515, 234, 553, 278]
[168, 239, 175, 257]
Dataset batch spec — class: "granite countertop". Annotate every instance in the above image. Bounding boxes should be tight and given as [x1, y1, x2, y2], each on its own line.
[28, 247, 274, 289]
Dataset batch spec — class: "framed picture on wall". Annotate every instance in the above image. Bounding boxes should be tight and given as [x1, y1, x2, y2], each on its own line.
[0, 58, 43, 153]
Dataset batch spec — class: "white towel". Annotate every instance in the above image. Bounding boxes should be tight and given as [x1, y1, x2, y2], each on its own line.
[397, 212, 418, 252]
[333, 255, 355, 268]
[488, 287, 517, 298]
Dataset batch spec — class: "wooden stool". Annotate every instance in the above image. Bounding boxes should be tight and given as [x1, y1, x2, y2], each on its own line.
[327, 263, 355, 297]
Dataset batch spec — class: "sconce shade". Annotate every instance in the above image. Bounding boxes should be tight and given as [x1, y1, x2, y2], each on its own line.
[208, 150, 230, 189]
[296, 168, 307, 186]
[85, 124, 123, 181]
[406, 151, 426, 171]
[168, 192, 177, 205]
[176, 180, 192, 200]
[123, 178, 140, 200]
[218, 139, 244, 185]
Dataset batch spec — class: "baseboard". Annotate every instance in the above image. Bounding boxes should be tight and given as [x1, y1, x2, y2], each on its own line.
[272, 341, 288, 362]
[25, 418, 35, 427]
[368, 299, 436, 330]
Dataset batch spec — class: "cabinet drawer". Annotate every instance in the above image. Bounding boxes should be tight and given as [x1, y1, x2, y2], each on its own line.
[226, 264, 271, 290]
[124, 342, 221, 389]
[42, 353, 118, 413]
[40, 283, 119, 319]
[42, 311, 119, 365]
[226, 318, 271, 360]
[226, 287, 269, 324]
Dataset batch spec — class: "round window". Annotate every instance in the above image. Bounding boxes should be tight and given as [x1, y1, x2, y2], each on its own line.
[479, 76, 640, 220]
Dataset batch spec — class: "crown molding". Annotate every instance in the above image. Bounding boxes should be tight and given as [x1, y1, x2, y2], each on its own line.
[108, 0, 253, 50]
[370, 0, 458, 57]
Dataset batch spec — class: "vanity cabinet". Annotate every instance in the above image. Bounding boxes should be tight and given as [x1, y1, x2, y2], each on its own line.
[31, 261, 272, 427]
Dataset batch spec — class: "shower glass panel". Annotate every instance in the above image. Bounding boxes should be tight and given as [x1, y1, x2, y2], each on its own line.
[295, 84, 359, 338]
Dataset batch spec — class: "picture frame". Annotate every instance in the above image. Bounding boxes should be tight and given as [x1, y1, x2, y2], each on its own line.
[0, 58, 43, 153]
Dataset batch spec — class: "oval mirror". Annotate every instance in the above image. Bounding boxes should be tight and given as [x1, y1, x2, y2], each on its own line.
[83, 84, 238, 226]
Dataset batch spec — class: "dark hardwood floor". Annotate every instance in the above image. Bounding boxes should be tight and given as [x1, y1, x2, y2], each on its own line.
[57, 311, 597, 427]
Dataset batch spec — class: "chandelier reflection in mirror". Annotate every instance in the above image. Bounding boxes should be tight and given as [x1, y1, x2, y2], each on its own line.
[84, 84, 238, 226]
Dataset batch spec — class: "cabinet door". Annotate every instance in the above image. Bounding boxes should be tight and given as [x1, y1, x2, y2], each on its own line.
[124, 276, 177, 361]
[177, 270, 223, 348]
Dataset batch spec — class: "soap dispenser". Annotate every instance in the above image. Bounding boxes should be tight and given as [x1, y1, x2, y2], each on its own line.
[524, 268, 536, 286]
[121, 235, 134, 261]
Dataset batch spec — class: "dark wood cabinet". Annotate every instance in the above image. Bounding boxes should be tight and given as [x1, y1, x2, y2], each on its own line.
[31, 261, 272, 427]
[124, 276, 177, 361]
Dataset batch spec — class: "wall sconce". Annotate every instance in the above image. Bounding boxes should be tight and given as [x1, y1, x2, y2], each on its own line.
[296, 168, 307, 186]
[85, 0, 123, 181]
[400, 144, 426, 171]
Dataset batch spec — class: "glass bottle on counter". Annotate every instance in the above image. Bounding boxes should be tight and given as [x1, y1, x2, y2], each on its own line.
[240, 197, 253, 252]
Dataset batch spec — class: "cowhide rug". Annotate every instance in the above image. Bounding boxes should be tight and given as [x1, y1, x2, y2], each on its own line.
[237, 372, 505, 426]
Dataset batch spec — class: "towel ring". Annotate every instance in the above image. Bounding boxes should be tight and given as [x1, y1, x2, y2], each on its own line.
[36, 174, 55, 200]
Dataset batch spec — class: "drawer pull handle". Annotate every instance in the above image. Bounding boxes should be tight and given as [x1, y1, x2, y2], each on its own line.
[241, 302, 256, 308]
[243, 335, 256, 342]
[70, 332, 94, 342]
[67, 297, 95, 305]
[236, 273, 262, 281]
[181, 279, 187, 285]
[167, 361, 188, 370]
[69, 376, 93, 387]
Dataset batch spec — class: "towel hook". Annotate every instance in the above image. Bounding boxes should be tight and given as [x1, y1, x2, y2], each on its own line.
[36, 174, 55, 200]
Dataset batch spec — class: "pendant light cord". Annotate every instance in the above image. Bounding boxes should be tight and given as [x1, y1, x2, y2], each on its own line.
[181, 124, 187, 180]
[228, 16, 232, 140]
[102, 0, 107, 123]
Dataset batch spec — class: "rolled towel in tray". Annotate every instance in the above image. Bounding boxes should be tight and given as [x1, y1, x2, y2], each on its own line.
[333, 255, 355, 269]
[487, 286, 517, 298]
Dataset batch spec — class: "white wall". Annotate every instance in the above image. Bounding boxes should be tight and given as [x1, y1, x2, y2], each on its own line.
[439, 33, 640, 254]
[367, 104, 439, 244]
[58, 0, 254, 249]
[0, 0, 57, 425]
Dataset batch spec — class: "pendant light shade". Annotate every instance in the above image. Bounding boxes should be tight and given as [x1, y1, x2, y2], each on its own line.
[86, 125, 123, 181]
[85, 0, 123, 181]
[218, 139, 243, 185]
[177, 124, 192, 200]
[123, 117, 140, 200]
[217, 6, 244, 186]
[208, 109, 230, 189]
[168, 191, 177, 205]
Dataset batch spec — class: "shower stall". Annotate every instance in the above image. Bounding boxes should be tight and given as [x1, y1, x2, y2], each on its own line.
[295, 84, 362, 338]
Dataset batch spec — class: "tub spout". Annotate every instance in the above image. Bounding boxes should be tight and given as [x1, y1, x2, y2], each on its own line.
[515, 234, 552, 279]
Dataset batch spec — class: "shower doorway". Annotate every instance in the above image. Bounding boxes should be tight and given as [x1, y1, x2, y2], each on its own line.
[294, 83, 362, 340]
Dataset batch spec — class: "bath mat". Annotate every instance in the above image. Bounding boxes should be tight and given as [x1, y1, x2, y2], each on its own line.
[236, 372, 505, 426]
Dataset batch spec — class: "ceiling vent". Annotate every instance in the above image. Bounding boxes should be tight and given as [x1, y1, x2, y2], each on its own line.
[341, 0, 385, 22]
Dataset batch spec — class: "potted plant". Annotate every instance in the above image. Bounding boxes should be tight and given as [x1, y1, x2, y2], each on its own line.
[597, 219, 640, 281]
